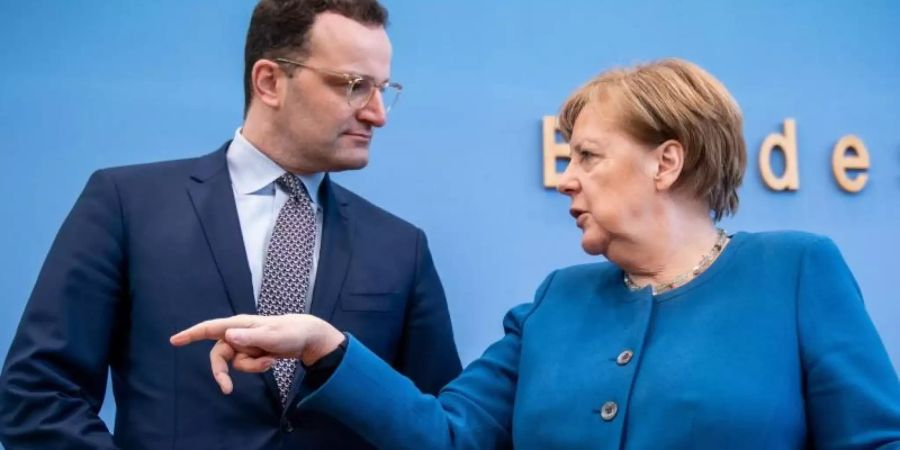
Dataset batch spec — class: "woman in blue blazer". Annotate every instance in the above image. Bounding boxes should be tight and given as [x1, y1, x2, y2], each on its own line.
[173, 58, 900, 449]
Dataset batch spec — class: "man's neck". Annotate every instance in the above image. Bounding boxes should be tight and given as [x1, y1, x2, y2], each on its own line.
[241, 117, 317, 175]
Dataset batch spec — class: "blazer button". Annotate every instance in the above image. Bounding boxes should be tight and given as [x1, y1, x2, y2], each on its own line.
[600, 401, 618, 421]
[616, 349, 634, 366]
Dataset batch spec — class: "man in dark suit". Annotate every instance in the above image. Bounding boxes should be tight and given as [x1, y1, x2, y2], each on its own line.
[0, 1, 462, 448]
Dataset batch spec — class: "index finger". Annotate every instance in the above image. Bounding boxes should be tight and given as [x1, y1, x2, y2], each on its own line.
[169, 315, 259, 346]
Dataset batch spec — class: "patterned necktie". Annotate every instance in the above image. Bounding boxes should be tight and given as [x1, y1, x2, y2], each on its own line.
[257, 173, 317, 407]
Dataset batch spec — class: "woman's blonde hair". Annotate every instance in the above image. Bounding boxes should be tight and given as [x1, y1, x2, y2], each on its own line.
[558, 58, 746, 221]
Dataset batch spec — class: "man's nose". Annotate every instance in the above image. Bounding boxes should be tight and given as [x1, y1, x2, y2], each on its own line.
[357, 90, 387, 127]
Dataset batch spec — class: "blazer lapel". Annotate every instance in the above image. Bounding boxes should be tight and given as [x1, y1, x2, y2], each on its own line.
[308, 175, 353, 322]
[186, 145, 256, 316]
[186, 144, 283, 409]
[284, 176, 353, 412]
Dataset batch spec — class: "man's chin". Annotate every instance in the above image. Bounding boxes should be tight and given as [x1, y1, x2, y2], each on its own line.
[328, 157, 369, 172]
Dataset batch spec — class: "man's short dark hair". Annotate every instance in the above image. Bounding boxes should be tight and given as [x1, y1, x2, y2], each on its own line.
[243, 0, 388, 114]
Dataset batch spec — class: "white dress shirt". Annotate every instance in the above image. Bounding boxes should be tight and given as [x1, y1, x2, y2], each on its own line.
[225, 129, 325, 307]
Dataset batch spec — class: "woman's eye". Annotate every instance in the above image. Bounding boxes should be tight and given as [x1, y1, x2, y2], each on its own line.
[579, 150, 595, 161]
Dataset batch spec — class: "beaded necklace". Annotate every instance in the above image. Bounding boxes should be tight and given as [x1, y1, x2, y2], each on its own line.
[624, 228, 730, 295]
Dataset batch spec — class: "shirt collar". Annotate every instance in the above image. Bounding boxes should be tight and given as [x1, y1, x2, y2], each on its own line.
[226, 128, 325, 207]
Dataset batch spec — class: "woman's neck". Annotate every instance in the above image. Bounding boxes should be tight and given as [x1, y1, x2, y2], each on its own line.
[611, 203, 722, 289]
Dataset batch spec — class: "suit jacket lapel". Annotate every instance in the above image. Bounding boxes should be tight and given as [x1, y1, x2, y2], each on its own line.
[283, 175, 353, 412]
[186, 145, 257, 317]
[309, 175, 352, 322]
[187, 144, 283, 409]
[186, 153, 355, 411]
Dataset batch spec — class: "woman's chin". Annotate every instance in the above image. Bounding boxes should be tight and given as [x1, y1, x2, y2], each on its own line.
[580, 237, 608, 256]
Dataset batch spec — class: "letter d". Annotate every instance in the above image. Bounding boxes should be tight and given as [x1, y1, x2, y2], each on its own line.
[759, 118, 800, 191]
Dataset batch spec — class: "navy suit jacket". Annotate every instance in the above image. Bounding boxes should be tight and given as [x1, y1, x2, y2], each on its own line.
[0, 145, 462, 449]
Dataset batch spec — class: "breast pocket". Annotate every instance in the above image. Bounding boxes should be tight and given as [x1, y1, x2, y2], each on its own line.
[339, 292, 404, 312]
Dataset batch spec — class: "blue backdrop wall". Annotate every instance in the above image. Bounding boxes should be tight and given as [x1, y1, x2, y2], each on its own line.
[1, 0, 898, 429]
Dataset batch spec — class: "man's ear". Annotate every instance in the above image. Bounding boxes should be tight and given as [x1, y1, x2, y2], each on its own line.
[654, 139, 685, 191]
[251, 59, 284, 109]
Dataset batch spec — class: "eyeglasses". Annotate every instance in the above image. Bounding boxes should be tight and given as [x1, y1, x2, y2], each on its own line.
[275, 57, 402, 113]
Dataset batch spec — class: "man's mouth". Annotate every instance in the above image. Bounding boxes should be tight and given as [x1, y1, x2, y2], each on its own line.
[343, 131, 372, 139]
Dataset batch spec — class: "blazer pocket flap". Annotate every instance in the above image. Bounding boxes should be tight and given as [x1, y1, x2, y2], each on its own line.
[340, 292, 403, 312]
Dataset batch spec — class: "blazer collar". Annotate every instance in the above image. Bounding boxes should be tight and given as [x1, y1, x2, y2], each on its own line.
[308, 174, 352, 320]
[187, 142, 291, 409]
[189, 144, 355, 413]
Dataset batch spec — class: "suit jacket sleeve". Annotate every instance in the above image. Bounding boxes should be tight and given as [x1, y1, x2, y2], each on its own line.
[0, 170, 126, 449]
[298, 271, 556, 450]
[392, 229, 462, 395]
[797, 237, 900, 449]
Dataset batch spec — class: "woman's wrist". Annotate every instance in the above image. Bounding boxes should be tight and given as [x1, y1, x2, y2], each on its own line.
[300, 322, 346, 366]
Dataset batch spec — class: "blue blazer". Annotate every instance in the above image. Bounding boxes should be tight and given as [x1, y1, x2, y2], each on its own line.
[0, 144, 462, 449]
[300, 231, 900, 449]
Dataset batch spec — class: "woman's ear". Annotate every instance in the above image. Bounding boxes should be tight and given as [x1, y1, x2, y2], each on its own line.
[654, 140, 684, 191]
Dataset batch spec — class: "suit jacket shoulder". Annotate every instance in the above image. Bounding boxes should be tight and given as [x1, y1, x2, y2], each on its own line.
[327, 181, 421, 235]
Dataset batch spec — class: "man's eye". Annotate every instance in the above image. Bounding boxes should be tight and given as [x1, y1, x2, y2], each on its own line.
[351, 79, 373, 94]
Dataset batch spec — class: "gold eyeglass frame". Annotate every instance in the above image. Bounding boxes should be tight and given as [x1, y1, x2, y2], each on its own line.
[275, 57, 402, 112]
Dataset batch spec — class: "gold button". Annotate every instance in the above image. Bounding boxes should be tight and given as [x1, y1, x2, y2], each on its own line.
[616, 349, 634, 366]
[600, 401, 618, 421]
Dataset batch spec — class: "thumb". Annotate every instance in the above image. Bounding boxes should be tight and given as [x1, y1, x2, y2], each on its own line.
[225, 327, 296, 357]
